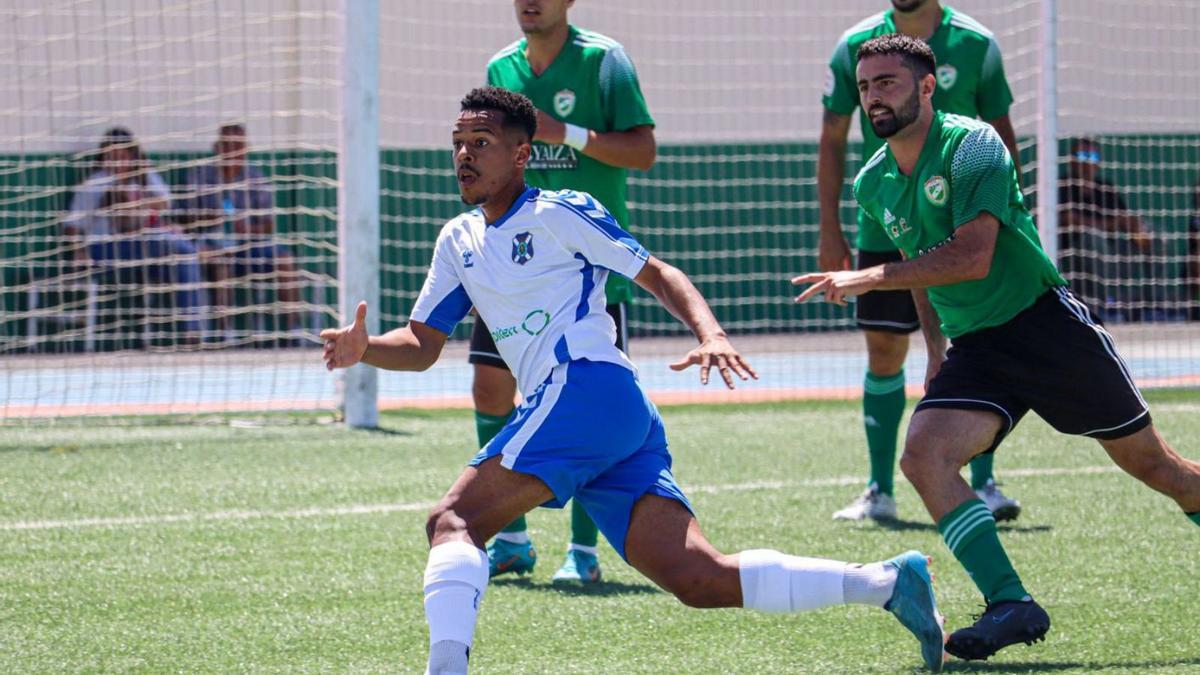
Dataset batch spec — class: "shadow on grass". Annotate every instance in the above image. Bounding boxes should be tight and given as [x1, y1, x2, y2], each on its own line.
[355, 426, 414, 437]
[868, 519, 1054, 534]
[941, 656, 1200, 672]
[490, 576, 661, 597]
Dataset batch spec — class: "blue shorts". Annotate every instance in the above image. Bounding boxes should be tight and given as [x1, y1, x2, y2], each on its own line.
[469, 359, 693, 560]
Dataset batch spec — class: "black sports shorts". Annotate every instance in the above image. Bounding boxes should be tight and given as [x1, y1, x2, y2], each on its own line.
[856, 249, 920, 334]
[916, 286, 1151, 452]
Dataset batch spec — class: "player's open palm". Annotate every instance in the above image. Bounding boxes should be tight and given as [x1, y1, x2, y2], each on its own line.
[670, 335, 758, 389]
[320, 301, 369, 371]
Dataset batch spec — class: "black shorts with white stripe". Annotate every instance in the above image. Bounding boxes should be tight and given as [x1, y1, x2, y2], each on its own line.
[856, 249, 920, 334]
[916, 286, 1151, 453]
[468, 302, 629, 369]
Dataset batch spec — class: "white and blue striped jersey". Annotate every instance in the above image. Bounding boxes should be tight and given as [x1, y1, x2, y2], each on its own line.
[409, 186, 650, 396]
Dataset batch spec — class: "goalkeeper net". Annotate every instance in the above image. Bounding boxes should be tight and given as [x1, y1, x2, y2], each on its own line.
[2, 0, 1197, 419]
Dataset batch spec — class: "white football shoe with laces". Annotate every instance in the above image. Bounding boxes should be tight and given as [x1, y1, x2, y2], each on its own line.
[833, 486, 898, 521]
[975, 478, 1021, 522]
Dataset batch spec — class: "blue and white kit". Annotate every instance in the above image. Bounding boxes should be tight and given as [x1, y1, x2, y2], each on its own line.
[408, 186, 692, 558]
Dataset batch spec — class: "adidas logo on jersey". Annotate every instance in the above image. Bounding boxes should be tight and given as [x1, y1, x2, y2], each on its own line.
[883, 209, 896, 225]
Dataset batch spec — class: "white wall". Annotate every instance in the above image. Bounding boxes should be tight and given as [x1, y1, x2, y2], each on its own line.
[1, 0, 1196, 154]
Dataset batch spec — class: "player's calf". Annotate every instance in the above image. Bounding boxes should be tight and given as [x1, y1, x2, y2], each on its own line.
[1100, 425, 1200, 514]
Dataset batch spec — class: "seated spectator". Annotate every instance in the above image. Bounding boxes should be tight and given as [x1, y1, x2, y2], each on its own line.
[1058, 138, 1151, 320]
[63, 127, 207, 341]
[180, 123, 302, 336]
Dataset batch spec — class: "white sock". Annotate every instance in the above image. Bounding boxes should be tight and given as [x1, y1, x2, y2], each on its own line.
[493, 531, 530, 545]
[842, 562, 898, 608]
[566, 543, 598, 555]
[425, 640, 470, 675]
[738, 549, 846, 613]
[424, 541, 489, 673]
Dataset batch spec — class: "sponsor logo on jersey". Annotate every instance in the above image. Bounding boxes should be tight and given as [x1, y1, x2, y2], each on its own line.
[512, 232, 535, 264]
[554, 89, 576, 117]
[936, 64, 958, 90]
[823, 67, 836, 97]
[924, 175, 949, 206]
[528, 143, 579, 171]
[462, 249, 474, 268]
[488, 309, 552, 344]
[521, 309, 552, 336]
[883, 208, 912, 238]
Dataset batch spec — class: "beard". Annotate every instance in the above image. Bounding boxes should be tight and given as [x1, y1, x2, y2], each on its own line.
[868, 87, 921, 138]
[891, 0, 928, 13]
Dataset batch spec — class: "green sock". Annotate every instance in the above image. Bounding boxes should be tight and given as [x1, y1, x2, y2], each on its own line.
[863, 370, 906, 496]
[938, 499, 1028, 604]
[1188, 511, 1200, 528]
[569, 499, 599, 547]
[969, 453, 996, 490]
[476, 410, 526, 534]
[474, 409, 512, 448]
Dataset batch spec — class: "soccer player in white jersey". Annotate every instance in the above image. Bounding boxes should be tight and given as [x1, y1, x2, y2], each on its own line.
[322, 87, 946, 674]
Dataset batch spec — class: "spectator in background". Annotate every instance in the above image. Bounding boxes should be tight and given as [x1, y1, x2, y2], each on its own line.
[63, 127, 207, 340]
[1057, 138, 1151, 320]
[180, 123, 302, 336]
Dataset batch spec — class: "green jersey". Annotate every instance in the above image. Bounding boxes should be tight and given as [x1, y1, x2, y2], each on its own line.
[824, 6, 1014, 251]
[853, 112, 1065, 338]
[487, 25, 655, 304]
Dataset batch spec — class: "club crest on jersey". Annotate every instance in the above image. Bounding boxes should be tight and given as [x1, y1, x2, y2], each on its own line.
[936, 64, 958, 90]
[554, 89, 576, 117]
[462, 249, 474, 268]
[512, 232, 535, 265]
[924, 175, 949, 207]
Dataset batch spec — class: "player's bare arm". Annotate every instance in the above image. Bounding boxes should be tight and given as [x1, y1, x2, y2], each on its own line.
[817, 109, 854, 272]
[985, 114, 1021, 178]
[633, 256, 757, 388]
[533, 110, 656, 171]
[792, 212, 1000, 304]
[910, 288, 946, 389]
[320, 301, 447, 372]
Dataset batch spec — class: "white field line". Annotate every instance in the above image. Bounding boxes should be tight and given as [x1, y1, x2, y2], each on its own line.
[0, 465, 1122, 532]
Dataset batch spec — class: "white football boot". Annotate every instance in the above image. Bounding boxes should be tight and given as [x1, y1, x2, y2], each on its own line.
[975, 479, 1021, 522]
[833, 485, 898, 521]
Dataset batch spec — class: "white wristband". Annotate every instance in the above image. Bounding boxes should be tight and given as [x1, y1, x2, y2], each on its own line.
[562, 123, 590, 151]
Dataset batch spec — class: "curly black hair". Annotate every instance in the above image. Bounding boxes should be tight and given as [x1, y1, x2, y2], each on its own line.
[460, 86, 538, 140]
[857, 33, 937, 81]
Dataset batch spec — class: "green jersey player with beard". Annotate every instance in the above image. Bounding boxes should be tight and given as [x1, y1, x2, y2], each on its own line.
[819, 0, 1022, 525]
[794, 34, 1200, 662]
[472, 0, 657, 585]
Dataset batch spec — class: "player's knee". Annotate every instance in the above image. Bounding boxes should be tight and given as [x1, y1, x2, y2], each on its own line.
[665, 572, 724, 608]
[425, 503, 469, 545]
[899, 439, 948, 485]
[657, 557, 737, 608]
[472, 371, 514, 414]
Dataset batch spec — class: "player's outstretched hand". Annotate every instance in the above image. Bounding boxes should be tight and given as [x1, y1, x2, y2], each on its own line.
[791, 269, 879, 306]
[320, 301, 369, 371]
[669, 335, 758, 389]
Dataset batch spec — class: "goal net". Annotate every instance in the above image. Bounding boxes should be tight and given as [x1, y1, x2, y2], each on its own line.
[2, 0, 1197, 420]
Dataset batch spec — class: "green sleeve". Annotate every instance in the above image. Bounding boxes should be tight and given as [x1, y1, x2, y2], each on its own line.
[599, 46, 655, 132]
[822, 37, 859, 115]
[975, 37, 1013, 120]
[950, 127, 1016, 228]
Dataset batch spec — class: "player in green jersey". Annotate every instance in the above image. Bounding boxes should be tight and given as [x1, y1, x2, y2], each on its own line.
[794, 34, 1200, 661]
[819, 0, 1022, 523]
[472, 0, 657, 584]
